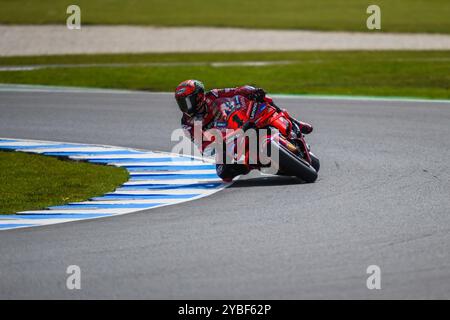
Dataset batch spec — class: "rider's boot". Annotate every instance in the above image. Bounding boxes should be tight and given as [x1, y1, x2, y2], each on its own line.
[291, 120, 313, 136]
[298, 121, 313, 134]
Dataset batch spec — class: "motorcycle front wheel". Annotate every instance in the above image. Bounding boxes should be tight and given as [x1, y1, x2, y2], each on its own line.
[309, 152, 320, 173]
[270, 140, 318, 183]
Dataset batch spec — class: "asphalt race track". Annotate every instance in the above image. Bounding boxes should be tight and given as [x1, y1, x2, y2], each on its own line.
[0, 87, 449, 299]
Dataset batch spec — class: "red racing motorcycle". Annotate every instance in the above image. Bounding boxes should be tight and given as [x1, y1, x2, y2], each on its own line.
[219, 96, 320, 183]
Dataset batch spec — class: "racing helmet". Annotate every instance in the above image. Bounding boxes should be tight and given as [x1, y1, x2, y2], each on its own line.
[175, 80, 206, 116]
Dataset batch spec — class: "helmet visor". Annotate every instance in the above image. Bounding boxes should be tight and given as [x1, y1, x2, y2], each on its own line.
[177, 94, 198, 116]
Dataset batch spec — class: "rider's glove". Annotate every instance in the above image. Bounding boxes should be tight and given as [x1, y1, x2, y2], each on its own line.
[250, 88, 266, 102]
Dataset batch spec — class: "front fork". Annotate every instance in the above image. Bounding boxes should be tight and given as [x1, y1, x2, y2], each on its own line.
[263, 104, 313, 164]
[277, 133, 312, 164]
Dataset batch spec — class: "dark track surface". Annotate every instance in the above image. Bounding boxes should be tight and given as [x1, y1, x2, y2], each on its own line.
[0, 88, 449, 299]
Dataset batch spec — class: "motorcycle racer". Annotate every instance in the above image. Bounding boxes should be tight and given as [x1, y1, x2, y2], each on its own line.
[175, 79, 313, 181]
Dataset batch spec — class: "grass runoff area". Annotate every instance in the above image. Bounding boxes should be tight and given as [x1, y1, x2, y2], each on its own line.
[0, 151, 128, 214]
[0, 51, 449, 99]
[0, 0, 449, 33]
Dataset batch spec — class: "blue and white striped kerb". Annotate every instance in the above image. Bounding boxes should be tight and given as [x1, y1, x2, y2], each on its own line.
[0, 138, 229, 230]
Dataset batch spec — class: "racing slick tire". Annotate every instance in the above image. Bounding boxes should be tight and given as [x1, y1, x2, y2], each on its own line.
[270, 140, 318, 183]
[309, 152, 320, 173]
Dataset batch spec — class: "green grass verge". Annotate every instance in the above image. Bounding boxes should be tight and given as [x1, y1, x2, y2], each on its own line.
[0, 150, 128, 214]
[0, 51, 449, 99]
[0, 0, 449, 33]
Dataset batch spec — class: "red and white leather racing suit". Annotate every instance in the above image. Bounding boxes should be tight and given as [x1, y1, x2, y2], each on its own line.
[181, 85, 312, 180]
